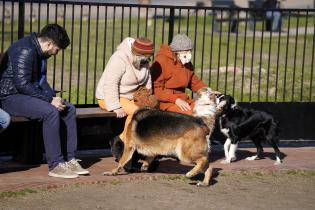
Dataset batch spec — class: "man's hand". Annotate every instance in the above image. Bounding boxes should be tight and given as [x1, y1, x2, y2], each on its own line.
[51, 97, 66, 112]
[175, 98, 191, 111]
[113, 107, 127, 118]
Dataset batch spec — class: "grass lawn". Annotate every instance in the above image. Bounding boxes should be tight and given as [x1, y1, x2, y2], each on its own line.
[1, 8, 314, 104]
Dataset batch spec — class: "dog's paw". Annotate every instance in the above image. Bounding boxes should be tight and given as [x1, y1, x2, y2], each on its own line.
[220, 159, 231, 164]
[230, 156, 237, 162]
[274, 157, 282, 165]
[103, 171, 118, 176]
[196, 181, 209, 187]
[246, 155, 258, 161]
[274, 160, 282, 165]
[185, 171, 196, 178]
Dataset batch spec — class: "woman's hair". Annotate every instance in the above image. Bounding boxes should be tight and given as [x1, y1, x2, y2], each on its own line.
[38, 24, 70, 49]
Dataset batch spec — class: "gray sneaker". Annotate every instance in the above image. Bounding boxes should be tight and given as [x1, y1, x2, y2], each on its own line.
[67, 159, 90, 175]
[48, 162, 79, 179]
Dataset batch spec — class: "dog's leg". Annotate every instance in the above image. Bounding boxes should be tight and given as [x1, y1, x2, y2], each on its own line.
[206, 135, 211, 154]
[141, 156, 155, 172]
[197, 162, 213, 187]
[269, 140, 282, 165]
[109, 136, 124, 162]
[220, 138, 231, 164]
[186, 156, 208, 179]
[221, 138, 238, 164]
[103, 144, 135, 176]
[226, 143, 238, 163]
[246, 139, 263, 161]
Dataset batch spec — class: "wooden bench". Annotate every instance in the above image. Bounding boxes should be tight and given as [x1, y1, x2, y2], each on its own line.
[211, 0, 242, 32]
[11, 107, 116, 122]
[8, 107, 117, 164]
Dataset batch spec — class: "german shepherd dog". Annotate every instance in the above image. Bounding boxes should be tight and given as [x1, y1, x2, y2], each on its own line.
[104, 88, 218, 186]
[216, 95, 282, 165]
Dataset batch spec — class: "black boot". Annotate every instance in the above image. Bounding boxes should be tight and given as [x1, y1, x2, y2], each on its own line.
[147, 157, 160, 172]
[108, 135, 143, 172]
[123, 151, 143, 173]
[108, 136, 124, 162]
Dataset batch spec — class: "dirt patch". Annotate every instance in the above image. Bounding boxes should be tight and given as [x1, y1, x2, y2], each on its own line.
[0, 170, 315, 210]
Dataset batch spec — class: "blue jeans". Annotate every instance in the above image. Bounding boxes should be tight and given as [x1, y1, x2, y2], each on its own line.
[266, 11, 282, 31]
[0, 108, 10, 133]
[1, 94, 78, 170]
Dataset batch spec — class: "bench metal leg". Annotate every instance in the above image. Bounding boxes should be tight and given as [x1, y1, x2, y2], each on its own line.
[14, 122, 43, 164]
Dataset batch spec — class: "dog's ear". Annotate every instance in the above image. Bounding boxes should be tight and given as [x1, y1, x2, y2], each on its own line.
[229, 95, 235, 104]
[212, 90, 222, 96]
[209, 92, 216, 101]
[195, 87, 209, 99]
[229, 95, 237, 108]
[226, 95, 237, 109]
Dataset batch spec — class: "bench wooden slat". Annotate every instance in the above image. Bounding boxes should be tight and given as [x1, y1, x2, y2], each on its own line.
[11, 107, 116, 122]
[11, 116, 30, 122]
[76, 107, 116, 118]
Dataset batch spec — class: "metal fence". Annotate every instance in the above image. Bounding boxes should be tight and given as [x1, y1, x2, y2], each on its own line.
[0, 0, 314, 105]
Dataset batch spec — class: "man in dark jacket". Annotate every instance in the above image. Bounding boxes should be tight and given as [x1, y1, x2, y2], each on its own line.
[0, 24, 89, 178]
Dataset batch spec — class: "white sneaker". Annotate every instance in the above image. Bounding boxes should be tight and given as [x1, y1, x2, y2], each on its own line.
[67, 159, 90, 175]
[48, 162, 79, 179]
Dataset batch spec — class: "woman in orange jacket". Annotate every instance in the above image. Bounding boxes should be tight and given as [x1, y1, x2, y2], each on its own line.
[151, 34, 218, 115]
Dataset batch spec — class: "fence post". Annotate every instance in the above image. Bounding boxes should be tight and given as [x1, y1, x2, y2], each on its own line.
[18, 1, 25, 39]
[168, 8, 175, 45]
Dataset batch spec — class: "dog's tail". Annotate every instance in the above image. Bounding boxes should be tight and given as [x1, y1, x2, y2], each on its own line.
[274, 120, 281, 142]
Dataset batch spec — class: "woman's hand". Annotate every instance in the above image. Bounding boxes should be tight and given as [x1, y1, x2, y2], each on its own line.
[175, 98, 191, 111]
[113, 107, 127, 118]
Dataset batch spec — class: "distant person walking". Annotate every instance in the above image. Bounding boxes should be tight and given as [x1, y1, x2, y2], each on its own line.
[264, 0, 282, 31]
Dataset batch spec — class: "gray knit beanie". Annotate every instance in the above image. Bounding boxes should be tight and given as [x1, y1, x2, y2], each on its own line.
[169, 34, 194, 52]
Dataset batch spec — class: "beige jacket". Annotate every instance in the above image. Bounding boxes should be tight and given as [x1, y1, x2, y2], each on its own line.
[96, 37, 152, 111]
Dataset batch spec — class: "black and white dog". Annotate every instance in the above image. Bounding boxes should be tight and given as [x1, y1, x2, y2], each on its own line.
[216, 95, 282, 165]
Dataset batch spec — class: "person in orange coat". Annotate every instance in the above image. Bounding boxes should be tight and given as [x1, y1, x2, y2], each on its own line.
[151, 34, 217, 115]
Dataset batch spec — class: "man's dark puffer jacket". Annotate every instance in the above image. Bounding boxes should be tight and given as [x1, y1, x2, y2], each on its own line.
[0, 32, 55, 102]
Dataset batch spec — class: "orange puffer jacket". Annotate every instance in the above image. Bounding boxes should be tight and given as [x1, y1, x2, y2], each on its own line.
[151, 44, 207, 111]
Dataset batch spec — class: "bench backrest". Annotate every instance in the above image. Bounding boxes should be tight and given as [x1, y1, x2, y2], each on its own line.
[248, 0, 265, 9]
[211, 0, 237, 8]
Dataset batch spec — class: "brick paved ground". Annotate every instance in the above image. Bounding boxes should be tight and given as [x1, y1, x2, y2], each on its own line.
[0, 147, 314, 193]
